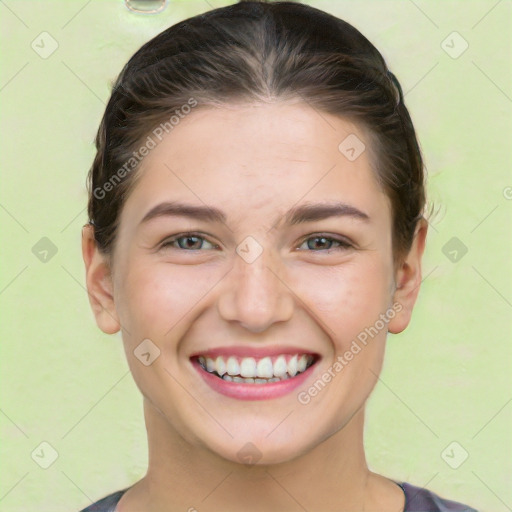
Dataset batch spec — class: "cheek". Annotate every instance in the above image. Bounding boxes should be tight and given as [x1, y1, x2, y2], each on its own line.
[116, 262, 216, 339]
[292, 259, 392, 342]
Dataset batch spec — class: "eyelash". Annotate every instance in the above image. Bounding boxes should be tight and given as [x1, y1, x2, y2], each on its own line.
[159, 232, 354, 252]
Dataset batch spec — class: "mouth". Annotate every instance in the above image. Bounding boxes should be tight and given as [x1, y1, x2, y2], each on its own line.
[195, 353, 317, 384]
[190, 351, 320, 400]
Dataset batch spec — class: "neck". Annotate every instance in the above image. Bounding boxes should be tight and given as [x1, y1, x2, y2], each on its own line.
[125, 399, 381, 512]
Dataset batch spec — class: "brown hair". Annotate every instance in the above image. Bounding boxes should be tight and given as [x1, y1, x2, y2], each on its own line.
[86, 0, 427, 267]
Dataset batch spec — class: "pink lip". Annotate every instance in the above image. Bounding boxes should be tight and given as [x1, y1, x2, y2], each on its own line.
[190, 345, 318, 359]
[191, 357, 318, 401]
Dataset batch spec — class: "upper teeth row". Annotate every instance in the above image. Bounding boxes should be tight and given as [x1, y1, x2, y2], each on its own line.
[198, 354, 313, 379]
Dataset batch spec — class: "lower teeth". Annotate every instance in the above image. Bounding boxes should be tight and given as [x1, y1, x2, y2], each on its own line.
[203, 372, 299, 384]
[222, 375, 285, 384]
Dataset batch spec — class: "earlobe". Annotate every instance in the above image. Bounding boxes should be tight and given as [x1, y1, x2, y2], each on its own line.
[388, 218, 428, 334]
[81, 224, 121, 334]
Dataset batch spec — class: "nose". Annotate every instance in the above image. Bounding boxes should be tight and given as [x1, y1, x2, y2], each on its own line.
[217, 246, 294, 333]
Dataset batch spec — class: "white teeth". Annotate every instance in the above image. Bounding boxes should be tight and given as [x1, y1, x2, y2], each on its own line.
[256, 357, 274, 378]
[199, 353, 316, 382]
[226, 357, 240, 376]
[240, 357, 257, 378]
[273, 355, 288, 377]
[216, 356, 227, 376]
[206, 357, 215, 373]
[287, 355, 298, 377]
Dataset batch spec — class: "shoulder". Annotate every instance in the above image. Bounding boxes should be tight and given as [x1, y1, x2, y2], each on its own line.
[400, 482, 479, 512]
[78, 488, 129, 512]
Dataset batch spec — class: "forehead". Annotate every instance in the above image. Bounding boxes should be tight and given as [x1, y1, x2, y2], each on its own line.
[118, 101, 390, 230]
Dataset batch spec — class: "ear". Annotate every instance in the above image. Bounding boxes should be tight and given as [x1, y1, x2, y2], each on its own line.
[388, 218, 428, 334]
[81, 224, 120, 334]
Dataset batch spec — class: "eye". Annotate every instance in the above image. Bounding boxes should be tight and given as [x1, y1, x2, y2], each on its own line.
[158, 233, 353, 253]
[297, 235, 353, 252]
[159, 233, 217, 251]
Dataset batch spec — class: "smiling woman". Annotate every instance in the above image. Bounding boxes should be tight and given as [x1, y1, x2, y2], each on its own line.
[80, 1, 477, 511]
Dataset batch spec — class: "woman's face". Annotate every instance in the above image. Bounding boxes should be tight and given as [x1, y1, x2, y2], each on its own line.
[88, 102, 420, 464]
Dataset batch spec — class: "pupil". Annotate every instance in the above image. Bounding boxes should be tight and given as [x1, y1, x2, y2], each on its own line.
[310, 237, 329, 250]
[182, 236, 200, 249]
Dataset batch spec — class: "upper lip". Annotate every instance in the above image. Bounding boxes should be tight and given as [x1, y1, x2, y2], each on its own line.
[190, 346, 320, 359]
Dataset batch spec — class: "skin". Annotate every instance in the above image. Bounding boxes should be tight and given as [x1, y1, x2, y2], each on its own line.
[82, 101, 428, 512]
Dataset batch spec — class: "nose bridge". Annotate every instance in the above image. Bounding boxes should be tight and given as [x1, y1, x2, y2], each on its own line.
[218, 240, 294, 332]
[238, 245, 275, 297]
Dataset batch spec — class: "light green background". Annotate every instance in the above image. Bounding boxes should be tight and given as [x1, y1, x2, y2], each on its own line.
[1, 1, 511, 511]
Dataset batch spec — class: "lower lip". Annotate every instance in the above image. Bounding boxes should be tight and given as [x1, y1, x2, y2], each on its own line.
[191, 358, 318, 401]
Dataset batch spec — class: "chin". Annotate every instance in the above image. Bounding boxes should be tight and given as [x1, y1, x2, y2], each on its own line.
[211, 437, 312, 467]
[192, 418, 329, 468]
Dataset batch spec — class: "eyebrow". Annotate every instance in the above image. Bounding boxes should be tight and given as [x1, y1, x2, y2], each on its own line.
[138, 200, 370, 227]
